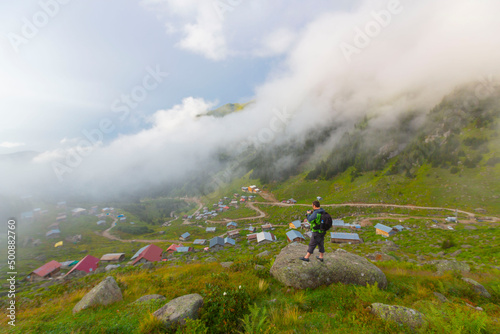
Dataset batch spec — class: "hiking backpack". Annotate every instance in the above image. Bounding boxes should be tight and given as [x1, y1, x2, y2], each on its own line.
[319, 212, 333, 232]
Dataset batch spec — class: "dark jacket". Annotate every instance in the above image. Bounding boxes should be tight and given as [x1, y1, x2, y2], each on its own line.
[307, 208, 326, 233]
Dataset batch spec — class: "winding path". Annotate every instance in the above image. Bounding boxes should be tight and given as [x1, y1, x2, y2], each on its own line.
[99, 195, 499, 244]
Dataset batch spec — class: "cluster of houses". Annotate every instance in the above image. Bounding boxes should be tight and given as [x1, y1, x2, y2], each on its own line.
[241, 185, 261, 193]
[282, 198, 297, 204]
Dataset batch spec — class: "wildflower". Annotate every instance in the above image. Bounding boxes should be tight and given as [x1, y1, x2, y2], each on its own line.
[223, 292, 226, 296]
[239, 285, 241, 289]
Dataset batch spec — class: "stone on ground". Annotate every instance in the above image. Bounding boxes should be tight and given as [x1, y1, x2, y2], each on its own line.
[270, 243, 387, 289]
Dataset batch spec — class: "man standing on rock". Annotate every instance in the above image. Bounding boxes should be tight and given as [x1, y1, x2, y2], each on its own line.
[300, 200, 325, 262]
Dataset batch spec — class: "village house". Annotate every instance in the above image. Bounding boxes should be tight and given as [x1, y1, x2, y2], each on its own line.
[393, 225, 405, 232]
[180, 232, 191, 241]
[261, 223, 272, 231]
[100, 253, 126, 263]
[176, 246, 193, 253]
[89, 206, 98, 215]
[193, 239, 207, 245]
[247, 233, 257, 242]
[206, 227, 216, 233]
[287, 198, 297, 204]
[56, 214, 67, 222]
[209, 237, 225, 251]
[226, 221, 238, 229]
[71, 208, 87, 217]
[96, 220, 106, 226]
[247, 225, 256, 232]
[289, 220, 301, 229]
[46, 229, 60, 239]
[374, 223, 397, 237]
[166, 244, 183, 253]
[256, 232, 277, 244]
[302, 222, 311, 230]
[28, 260, 61, 282]
[286, 230, 305, 243]
[65, 255, 100, 277]
[227, 229, 240, 238]
[330, 232, 363, 244]
[224, 237, 236, 246]
[332, 220, 345, 228]
[131, 244, 163, 265]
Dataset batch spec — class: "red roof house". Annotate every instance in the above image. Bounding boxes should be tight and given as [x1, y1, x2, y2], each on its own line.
[29, 260, 61, 281]
[65, 255, 100, 277]
[166, 244, 183, 253]
[132, 244, 163, 265]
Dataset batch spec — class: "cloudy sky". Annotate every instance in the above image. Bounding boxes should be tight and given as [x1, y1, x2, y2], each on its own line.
[1, 0, 500, 198]
[0, 0, 353, 153]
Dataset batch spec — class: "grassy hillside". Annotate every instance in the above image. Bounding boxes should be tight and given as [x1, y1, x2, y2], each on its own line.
[2, 216, 499, 333]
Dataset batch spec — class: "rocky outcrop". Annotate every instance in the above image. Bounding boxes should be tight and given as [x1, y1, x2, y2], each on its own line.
[270, 243, 387, 290]
[371, 303, 425, 328]
[429, 260, 470, 273]
[153, 294, 203, 329]
[433, 292, 448, 303]
[105, 264, 120, 272]
[142, 262, 154, 270]
[72, 276, 123, 313]
[462, 278, 491, 298]
[220, 262, 233, 268]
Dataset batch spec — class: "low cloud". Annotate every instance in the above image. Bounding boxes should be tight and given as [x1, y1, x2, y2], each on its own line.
[2, 0, 500, 201]
[0, 142, 25, 148]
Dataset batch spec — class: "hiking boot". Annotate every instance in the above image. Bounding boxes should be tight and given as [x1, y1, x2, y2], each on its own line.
[299, 257, 309, 262]
[316, 256, 324, 262]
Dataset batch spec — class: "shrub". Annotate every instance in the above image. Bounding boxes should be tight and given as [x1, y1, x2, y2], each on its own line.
[420, 303, 488, 333]
[450, 166, 460, 174]
[239, 303, 276, 334]
[175, 318, 208, 334]
[441, 237, 456, 249]
[200, 279, 250, 333]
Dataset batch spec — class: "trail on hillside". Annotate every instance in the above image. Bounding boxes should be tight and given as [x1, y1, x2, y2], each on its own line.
[205, 202, 266, 224]
[251, 201, 498, 221]
[181, 197, 203, 225]
[102, 210, 194, 244]
[100, 196, 498, 244]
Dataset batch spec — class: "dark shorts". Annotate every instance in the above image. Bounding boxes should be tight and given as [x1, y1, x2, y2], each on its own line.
[307, 232, 325, 254]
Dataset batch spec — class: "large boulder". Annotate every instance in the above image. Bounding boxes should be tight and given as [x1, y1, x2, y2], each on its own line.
[153, 294, 203, 329]
[105, 264, 120, 272]
[72, 276, 123, 313]
[430, 260, 470, 274]
[270, 243, 387, 290]
[371, 303, 425, 328]
[462, 278, 491, 298]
